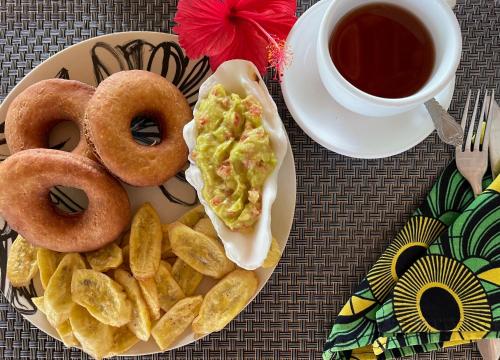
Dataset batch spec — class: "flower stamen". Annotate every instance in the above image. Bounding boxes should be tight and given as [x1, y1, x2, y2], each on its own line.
[241, 16, 292, 81]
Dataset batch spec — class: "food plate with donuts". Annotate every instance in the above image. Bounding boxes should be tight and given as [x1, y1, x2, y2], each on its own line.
[0, 31, 296, 357]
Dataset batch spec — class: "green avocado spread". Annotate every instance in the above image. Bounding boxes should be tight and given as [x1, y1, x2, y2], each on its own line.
[193, 84, 277, 231]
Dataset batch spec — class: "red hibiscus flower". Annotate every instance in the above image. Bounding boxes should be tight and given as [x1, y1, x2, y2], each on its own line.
[174, 0, 297, 78]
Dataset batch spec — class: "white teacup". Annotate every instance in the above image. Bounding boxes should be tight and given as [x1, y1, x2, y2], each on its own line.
[316, 0, 462, 117]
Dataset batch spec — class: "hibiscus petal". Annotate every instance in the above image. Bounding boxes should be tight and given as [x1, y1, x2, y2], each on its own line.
[235, 0, 296, 15]
[175, 0, 297, 75]
[238, 11, 297, 40]
[209, 18, 269, 74]
[174, 0, 236, 59]
[235, 0, 297, 41]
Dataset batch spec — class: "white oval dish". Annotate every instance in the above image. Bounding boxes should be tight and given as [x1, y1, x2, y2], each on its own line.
[183, 60, 289, 270]
[0, 32, 296, 356]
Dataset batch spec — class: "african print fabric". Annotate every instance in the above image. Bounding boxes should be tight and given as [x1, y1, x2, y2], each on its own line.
[323, 162, 500, 359]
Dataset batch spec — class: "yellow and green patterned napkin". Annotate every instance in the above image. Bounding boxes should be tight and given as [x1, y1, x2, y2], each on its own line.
[324, 162, 500, 359]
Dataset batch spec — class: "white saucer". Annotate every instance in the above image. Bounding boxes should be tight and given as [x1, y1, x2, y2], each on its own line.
[281, 0, 456, 159]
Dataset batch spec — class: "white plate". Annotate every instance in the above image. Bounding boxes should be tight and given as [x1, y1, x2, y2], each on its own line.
[0, 31, 296, 356]
[282, 0, 456, 159]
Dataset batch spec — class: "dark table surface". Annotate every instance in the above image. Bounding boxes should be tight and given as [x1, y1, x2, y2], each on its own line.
[0, 0, 499, 359]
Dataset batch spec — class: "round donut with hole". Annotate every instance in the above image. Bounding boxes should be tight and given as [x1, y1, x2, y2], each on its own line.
[84, 70, 193, 187]
[0, 149, 131, 252]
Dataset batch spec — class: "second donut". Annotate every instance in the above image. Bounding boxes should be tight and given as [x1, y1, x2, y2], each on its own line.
[84, 70, 192, 187]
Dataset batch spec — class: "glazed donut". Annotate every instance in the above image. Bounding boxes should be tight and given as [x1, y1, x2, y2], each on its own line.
[84, 70, 192, 187]
[0, 149, 131, 252]
[5, 79, 95, 158]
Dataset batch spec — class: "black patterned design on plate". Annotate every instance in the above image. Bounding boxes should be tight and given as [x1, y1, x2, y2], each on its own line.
[90, 39, 210, 107]
[0, 222, 37, 315]
[50, 138, 72, 151]
[56, 67, 70, 80]
[159, 170, 198, 207]
[164, 170, 199, 206]
[175, 170, 188, 183]
[0, 122, 6, 149]
[130, 116, 161, 146]
[49, 186, 86, 214]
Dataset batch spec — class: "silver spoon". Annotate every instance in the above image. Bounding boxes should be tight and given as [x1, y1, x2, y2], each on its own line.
[425, 98, 464, 146]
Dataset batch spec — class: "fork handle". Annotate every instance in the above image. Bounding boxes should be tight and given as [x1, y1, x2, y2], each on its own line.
[425, 99, 464, 146]
[477, 339, 500, 360]
[472, 182, 483, 198]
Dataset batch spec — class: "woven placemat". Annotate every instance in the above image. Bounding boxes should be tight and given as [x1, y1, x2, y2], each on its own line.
[0, 0, 498, 359]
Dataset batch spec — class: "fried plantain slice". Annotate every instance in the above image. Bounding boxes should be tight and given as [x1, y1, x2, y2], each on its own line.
[192, 269, 258, 335]
[171, 258, 203, 296]
[262, 237, 282, 268]
[162, 261, 172, 272]
[160, 224, 175, 259]
[122, 244, 130, 265]
[177, 205, 205, 227]
[193, 217, 218, 239]
[138, 277, 161, 320]
[71, 269, 132, 327]
[7, 235, 38, 287]
[106, 326, 140, 357]
[69, 305, 113, 359]
[114, 269, 151, 341]
[155, 261, 185, 312]
[169, 222, 234, 279]
[55, 320, 80, 348]
[152, 296, 203, 350]
[118, 231, 130, 247]
[44, 253, 86, 326]
[32, 296, 45, 314]
[130, 203, 162, 279]
[85, 243, 123, 272]
[37, 248, 61, 290]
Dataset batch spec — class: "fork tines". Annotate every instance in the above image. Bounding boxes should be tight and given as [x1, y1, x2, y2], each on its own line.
[455, 89, 496, 198]
[459, 89, 496, 152]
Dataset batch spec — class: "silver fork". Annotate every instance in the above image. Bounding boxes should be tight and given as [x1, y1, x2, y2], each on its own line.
[456, 90, 499, 360]
[455, 89, 496, 198]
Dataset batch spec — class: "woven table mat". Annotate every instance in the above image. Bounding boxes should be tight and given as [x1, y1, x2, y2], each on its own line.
[0, 0, 498, 359]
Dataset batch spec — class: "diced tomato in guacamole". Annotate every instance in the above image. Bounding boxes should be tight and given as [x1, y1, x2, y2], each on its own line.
[194, 84, 276, 231]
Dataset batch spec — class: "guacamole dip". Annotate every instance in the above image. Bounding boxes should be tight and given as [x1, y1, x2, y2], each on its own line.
[193, 84, 277, 231]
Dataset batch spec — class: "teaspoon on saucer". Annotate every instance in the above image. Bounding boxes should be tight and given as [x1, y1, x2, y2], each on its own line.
[425, 98, 464, 146]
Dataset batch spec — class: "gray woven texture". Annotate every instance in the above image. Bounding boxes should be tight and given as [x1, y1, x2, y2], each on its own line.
[0, 0, 498, 359]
